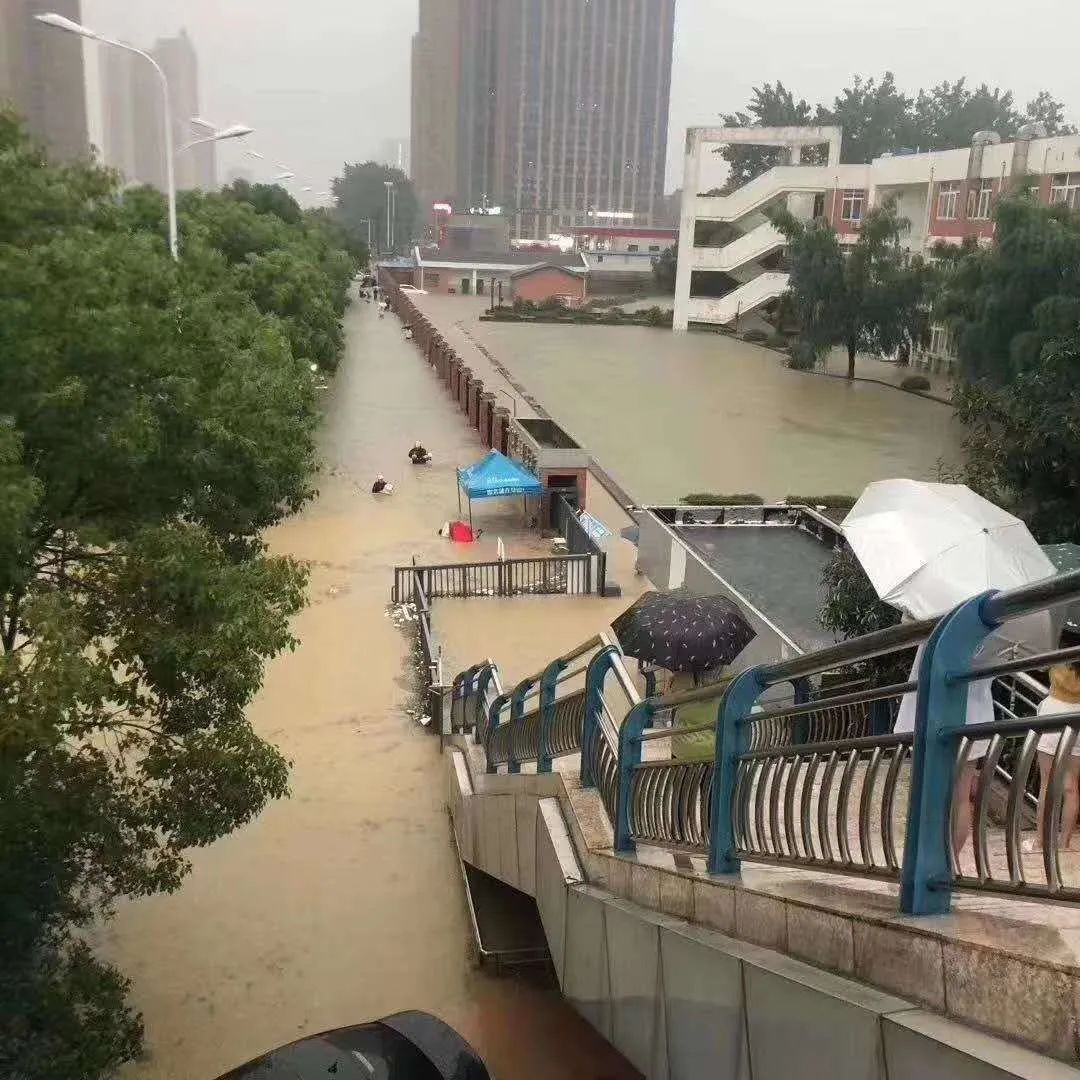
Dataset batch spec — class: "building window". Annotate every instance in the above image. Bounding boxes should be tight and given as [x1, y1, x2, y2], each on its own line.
[840, 190, 864, 222]
[648, 245, 661, 252]
[627, 244, 639, 252]
[426, 273, 440, 286]
[937, 181, 961, 220]
[967, 179, 994, 221]
[1050, 173, 1080, 210]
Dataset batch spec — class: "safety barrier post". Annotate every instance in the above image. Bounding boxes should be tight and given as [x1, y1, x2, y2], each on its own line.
[615, 701, 655, 854]
[708, 667, 767, 875]
[581, 645, 621, 788]
[473, 664, 496, 745]
[537, 658, 566, 774]
[485, 692, 511, 774]
[508, 677, 536, 774]
[900, 591, 995, 915]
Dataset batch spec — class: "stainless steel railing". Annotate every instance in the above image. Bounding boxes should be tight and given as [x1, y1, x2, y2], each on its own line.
[451, 569, 1080, 915]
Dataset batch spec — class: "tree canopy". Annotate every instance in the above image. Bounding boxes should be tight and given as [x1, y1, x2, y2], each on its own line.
[331, 160, 418, 255]
[934, 196, 1080, 383]
[717, 75, 1076, 191]
[771, 201, 934, 377]
[0, 111, 349, 1078]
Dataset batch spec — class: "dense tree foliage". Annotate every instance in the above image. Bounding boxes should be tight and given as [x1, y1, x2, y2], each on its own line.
[935, 197, 1080, 541]
[717, 75, 1075, 191]
[0, 112, 351, 1077]
[332, 160, 418, 254]
[772, 202, 934, 377]
[935, 196, 1080, 382]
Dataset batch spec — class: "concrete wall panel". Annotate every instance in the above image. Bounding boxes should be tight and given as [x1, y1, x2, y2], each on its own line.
[743, 954, 909, 1080]
[515, 795, 537, 896]
[564, 886, 612, 1038]
[604, 899, 663, 1075]
[660, 924, 751, 1080]
[882, 1011, 1080, 1080]
[535, 804, 569, 988]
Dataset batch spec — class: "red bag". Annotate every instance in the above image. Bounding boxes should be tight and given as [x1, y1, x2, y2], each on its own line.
[449, 521, 475, 543]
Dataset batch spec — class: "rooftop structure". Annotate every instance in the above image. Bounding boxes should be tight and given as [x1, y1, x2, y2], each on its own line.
[673, 125, 1080, 331]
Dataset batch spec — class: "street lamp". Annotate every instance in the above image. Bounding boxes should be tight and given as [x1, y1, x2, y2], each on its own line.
[384, 180, 394, 251]
[36, 12, 180, 258]
[274, 171, 295, 181]
[178, 123, 253, 154]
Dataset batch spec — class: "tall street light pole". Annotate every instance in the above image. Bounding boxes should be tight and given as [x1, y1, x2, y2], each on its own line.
[36, 12, 180, 260]
[384, 180, 394, 252]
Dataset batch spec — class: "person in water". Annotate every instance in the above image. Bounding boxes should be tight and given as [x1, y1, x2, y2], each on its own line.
[371, 475, 390, 494]
[408, 442, 432, 465]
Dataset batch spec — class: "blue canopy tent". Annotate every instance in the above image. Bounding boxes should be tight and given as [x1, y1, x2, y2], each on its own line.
[456, 450, 543, 527]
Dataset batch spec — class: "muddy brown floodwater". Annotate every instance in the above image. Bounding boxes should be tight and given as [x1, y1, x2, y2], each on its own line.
[97, 299, 640, 1080]
[415, 295, 964, 504]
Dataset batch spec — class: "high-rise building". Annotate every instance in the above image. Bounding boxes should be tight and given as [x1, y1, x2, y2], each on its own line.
[99, 46, 140, 181]
[98, 28, 215, 192]
[0, 0, 89, 161]
[411, 0, 676, 239]
[153, 30, 215, 191]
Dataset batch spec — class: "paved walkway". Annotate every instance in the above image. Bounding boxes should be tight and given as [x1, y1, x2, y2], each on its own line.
[97, 297, 637, 1080]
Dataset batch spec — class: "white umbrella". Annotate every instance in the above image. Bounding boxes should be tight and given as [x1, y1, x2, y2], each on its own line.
[843, 479, 1056, 651]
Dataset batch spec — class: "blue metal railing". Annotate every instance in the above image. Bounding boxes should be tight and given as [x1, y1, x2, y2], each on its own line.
[450, 569, 1080, 915]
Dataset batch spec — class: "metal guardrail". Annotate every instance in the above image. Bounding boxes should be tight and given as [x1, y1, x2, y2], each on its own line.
[393, 555, 594, 602]
[554, 493, 607, 596]
[451, 568, 1080, 916]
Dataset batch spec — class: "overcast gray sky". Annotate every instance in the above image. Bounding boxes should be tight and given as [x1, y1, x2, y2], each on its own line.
[83, 0, 1079, 201]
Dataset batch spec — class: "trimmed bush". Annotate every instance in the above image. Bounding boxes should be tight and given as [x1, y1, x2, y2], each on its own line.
[682, 492, 765, 506]
[900, 374, 932, 392]
[740, 328, 768, 343]
[785, 494, 858, 510]
[641, 305, 674, 328]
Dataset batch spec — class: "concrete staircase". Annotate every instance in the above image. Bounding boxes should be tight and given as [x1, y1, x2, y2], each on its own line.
[684, 272, 790, 326]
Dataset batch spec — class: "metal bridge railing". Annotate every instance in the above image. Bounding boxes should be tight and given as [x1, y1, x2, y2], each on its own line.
[451, 568, 1080, 916]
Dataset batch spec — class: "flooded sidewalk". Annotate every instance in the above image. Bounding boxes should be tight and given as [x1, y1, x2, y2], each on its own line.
[99, 298, 638, 1080]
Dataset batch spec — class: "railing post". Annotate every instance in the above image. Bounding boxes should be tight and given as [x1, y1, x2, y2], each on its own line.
[615, 701, 655, 853]
[474, 663, 495, 745]
[537, 658, 566, 773]
[900, 591, 995, 916]
[508, 677, 536, 774]
[581, 645, 621, 788]
[708, 667, 768, 875]
[485, 692, 511, 774]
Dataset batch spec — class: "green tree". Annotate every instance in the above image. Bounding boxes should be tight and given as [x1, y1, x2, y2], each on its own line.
[773, 201, 933, 378]
[935, 196, 1080, 383]
[719, 81, 818, 191]
[716, 75, 1075, 190]
[820, 72, 914, 164]
[954, 330, 1080, 542]
[332, 161, 418, 254]
[0, 111, 318, 1077]
[652, 244, 677, 292]
[223, 177, 303, 224]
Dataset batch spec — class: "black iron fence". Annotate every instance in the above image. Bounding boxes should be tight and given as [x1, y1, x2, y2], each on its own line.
[393, 554, 594, 603]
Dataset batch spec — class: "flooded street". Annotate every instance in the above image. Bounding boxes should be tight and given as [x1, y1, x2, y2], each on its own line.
[99, 299, 638, 1080]
[416, 295, 963, 503]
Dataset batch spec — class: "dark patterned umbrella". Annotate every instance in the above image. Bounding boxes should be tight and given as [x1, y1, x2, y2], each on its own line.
[611, 589, 756, 673]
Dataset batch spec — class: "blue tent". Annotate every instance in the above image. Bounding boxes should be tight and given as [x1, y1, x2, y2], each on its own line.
[457, 450, 542, 524]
